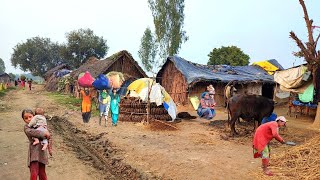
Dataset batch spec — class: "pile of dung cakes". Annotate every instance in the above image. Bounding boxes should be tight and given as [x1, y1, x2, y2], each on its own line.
[119, 97, 172, 122]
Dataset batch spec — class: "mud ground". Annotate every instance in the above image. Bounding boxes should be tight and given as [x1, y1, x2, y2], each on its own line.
[0, 84, 319, 180]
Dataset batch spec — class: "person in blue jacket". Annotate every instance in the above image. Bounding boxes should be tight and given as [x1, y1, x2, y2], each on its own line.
[261, 113, 277, 124]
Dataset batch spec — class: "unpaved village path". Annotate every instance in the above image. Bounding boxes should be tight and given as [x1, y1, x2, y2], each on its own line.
[1, 84, 317, 180]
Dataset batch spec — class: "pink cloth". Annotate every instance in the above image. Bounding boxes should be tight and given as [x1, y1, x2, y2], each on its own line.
[253, 121, 284, 153]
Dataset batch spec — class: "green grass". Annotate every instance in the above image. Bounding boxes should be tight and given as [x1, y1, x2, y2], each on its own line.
[0, 87, 16, 97]
[47, 92, 99, 116]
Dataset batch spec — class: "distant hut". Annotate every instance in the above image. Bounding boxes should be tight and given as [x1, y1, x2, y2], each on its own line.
[70, 50, 147, 95]
[0, 73, 11, 83]
[44, 64, 72, 91]
[156, 56, 275, 106]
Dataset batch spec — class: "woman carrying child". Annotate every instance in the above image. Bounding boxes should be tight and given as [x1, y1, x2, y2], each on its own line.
[22, 109, 52, 180]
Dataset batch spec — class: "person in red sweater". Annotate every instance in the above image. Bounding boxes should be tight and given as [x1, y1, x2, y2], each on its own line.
[253, 116, 287, 176]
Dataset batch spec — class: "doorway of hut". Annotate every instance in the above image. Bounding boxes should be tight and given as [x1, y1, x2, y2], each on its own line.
[262, 83, 274, 99]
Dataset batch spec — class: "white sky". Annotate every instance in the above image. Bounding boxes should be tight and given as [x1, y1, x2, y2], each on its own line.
[1, 0, 320, 74]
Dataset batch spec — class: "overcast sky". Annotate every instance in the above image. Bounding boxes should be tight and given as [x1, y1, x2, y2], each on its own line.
[1, 0, 320, 74]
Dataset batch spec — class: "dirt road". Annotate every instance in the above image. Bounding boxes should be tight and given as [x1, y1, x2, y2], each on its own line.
[0, 85, 317, 180]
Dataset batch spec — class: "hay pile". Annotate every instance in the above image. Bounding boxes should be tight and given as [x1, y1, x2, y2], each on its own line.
[270, 135, 320, 179]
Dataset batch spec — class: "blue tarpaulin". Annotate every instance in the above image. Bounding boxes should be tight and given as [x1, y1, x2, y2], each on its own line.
[54, 69, 71, 77]
[162, 56, 274, 85]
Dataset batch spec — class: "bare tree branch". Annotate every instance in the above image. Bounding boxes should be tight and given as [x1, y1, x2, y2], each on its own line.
[299, 0, 315, 46]
[290, 31, 312, 62]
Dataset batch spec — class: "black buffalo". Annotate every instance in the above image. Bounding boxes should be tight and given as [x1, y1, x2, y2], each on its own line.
[227, 94, 274, 136]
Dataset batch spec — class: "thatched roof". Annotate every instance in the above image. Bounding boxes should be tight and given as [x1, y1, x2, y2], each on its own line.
[44, 64, 71, 81]
[70, 50, 147, 79]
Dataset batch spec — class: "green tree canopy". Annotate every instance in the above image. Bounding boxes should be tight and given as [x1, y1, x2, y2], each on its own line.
[61, 28, 109, 68]
[148, 0, 188, 60]
[11, 37, 64, 77]
[208, 46, 250, 66]
[138, 27, 159, 74]
[0, 58, 5, 74]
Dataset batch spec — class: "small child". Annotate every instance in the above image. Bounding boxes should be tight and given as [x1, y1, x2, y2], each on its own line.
[28, 108, 49, 151]
[98, 89, 111, 126]
[207, 84, 215, 94]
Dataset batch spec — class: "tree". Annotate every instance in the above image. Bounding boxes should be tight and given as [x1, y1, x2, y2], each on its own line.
[61, 28, 109, 68]
[207, 46, 250, 66]
[138, 27, 159, 75]
[290, 0, 320, 126]
[148, 0, 188, 61]
[11, 37, 64, 77]
[0, 58, 5, 74]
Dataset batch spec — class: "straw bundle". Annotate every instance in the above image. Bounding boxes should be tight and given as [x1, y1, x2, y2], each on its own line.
[270, 135, 320, 179]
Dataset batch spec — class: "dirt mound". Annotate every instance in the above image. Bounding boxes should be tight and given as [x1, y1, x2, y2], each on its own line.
[145, 119, 178, 131]
[48, 116, 155, 179]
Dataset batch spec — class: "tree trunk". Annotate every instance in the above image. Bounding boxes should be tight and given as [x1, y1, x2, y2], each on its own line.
[313, 68, 320, 127]
[313, 102, 320, 128]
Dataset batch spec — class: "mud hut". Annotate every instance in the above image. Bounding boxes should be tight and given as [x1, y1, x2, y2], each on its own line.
[70, 50, 147, 94]
[156, 56, 275, 106]
[44, 64, 72, 91]
[0, 73, 11, 83]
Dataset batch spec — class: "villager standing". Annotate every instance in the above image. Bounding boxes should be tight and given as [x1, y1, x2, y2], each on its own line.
[21, 78, 26, 90]
[253, 116, 287, 176]
[98, 89, 111, 126]
[28, 78, 33, 90]
[110, 88, 120, 126]
[80, 87, 93, 123]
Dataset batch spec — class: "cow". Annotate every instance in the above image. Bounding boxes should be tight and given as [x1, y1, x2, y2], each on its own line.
[227, 94, 274, 136]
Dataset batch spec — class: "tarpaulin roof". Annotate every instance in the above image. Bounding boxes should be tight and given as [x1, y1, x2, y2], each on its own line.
[158, 56, 274, 85]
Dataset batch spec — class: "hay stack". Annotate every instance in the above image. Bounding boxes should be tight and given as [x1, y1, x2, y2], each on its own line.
[269, 134, 320, 179]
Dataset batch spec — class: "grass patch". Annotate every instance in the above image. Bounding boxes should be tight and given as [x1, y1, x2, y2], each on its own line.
[0, 87, 16, 97]
[47, 92, 99, 116]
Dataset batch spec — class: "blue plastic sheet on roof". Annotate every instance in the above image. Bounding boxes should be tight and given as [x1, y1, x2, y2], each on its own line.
[163, 56, 274, 84]
[54, 69, 71, 77]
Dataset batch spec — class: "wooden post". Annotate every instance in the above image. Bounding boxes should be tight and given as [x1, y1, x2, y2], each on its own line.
[145, 79, 150, 124]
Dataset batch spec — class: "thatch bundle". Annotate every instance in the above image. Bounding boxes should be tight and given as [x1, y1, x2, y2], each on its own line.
[270, 135, 320, 179]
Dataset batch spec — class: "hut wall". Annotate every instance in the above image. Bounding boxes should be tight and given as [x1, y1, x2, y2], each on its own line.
[190, 82, 264, 107]
[189, 82, 226, 107]
[0, 76, 11, 83]
[160, 61, 188, 105]
[235, 83, 262, 95]
[107, 57, 145, 78]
